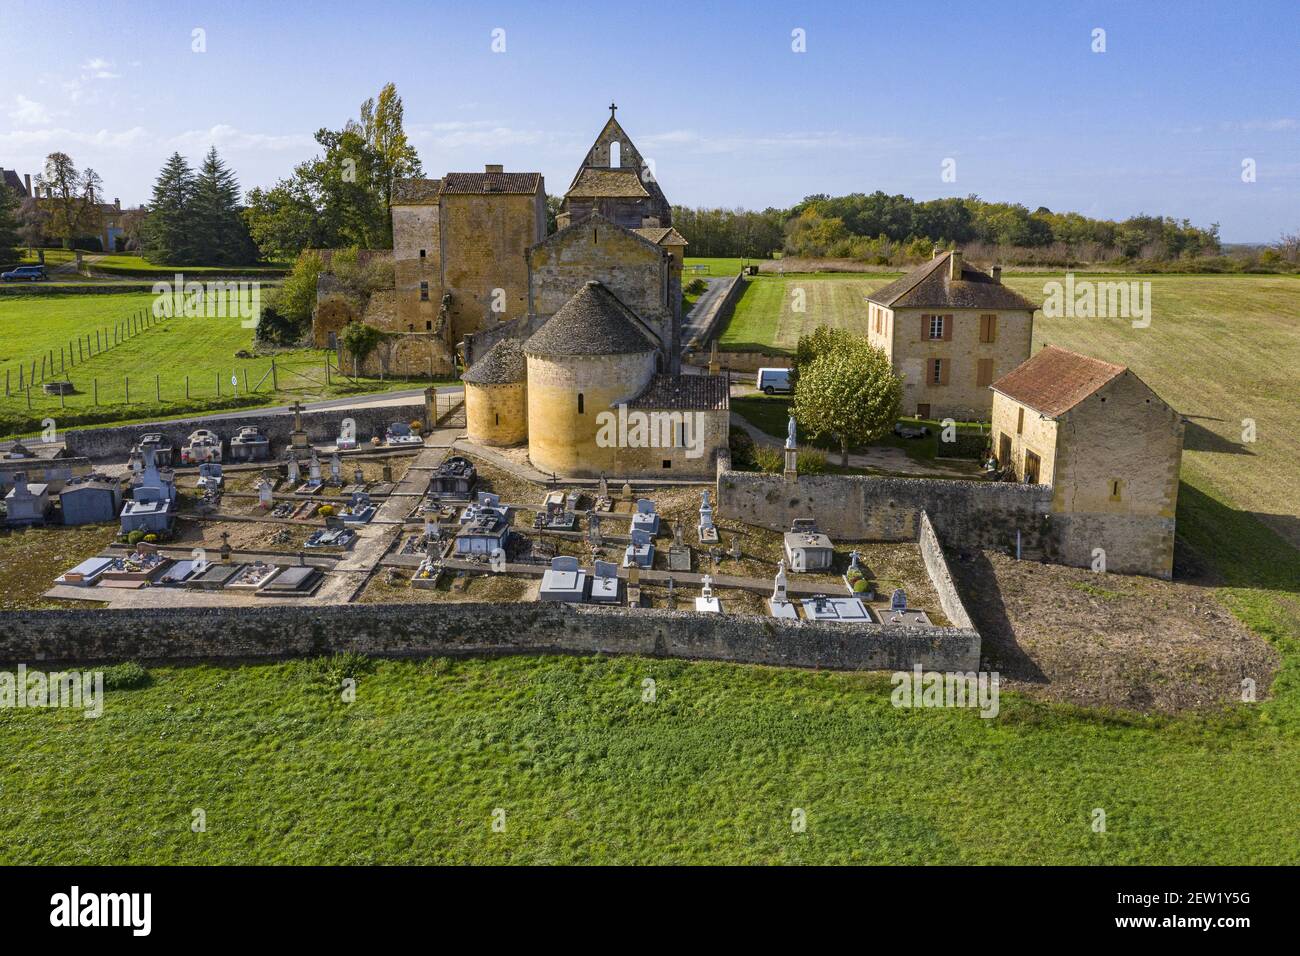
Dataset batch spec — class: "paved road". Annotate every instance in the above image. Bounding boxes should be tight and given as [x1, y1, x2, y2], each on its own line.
[681, 277, 728, 346]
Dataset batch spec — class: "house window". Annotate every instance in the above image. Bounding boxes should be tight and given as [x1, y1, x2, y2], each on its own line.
[426, 321, 432, 331]
[977, 357, 994, 387]
[930, 358, 947, 385]
[609, 141, 621, 167]
[419, 249, 426, 258]
[928, 314, 945, 339]
[916, 403, 930, 419]
[419, 281, 429, 301]
[662, 459, 671, 469]
[1017, 407, 1025, 434]
[979, 314, 997, 343]
[577, 393, 584, 414]
[495, 413, 500, 426]
[1110, 479, 1123, 502]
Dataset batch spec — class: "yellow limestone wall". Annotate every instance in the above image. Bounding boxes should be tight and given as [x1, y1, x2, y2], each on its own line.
[526, 352, 657, 477]
[441, 191, 545, 340]
[991, 392, 1059, 485]
[465, 381, 528, 446]
[878, 305, 1034, 420]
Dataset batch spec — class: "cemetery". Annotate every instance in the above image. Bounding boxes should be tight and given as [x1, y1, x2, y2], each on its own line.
[6, 382, 962, 665]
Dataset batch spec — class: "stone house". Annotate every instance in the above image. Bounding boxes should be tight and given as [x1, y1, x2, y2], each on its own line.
[990, 345, 1184, 578]
[866, 250, 1037, 421]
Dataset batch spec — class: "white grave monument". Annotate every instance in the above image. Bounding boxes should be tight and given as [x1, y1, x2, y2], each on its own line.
[768, 559, 798, 619]
[695, 574, 721, 614]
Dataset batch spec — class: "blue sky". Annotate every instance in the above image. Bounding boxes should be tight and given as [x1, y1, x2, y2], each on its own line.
[2, 0, 1296, 241]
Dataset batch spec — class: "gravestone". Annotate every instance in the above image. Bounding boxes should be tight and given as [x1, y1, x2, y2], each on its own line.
[768, 559, 798, 619]
[695, 574, 721, 614]
[286, 453, 300, 484]
[329, 453, 342, 485]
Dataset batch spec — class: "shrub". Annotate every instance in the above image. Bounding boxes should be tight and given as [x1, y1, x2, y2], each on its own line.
[728, 429, 757, 470]
[317, 504, 335, 517]
[305, 652, 375, 691]
[754, 445, 784, 473]
[685, 277, 708, 295]
[126, 530, 146, 545]
[852, 578, 870, 594]
[143, 533, 158, 543]
[796, 448, 826, 474]
[102, 661, 151, 690]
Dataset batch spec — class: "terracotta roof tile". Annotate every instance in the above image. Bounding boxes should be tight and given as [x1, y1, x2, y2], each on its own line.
[627, 374, 729, 411]
[991, 346, 1126, 417]
[440, 171, 541, 195]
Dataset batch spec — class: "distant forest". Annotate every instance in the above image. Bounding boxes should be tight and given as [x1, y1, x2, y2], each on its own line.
[671, 192, 1297, 270]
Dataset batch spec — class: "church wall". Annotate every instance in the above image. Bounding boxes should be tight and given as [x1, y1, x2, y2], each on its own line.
[526, 352, 657, 477]
[393, 203, 442, 336]
[465, 381, 528, 447]
[530, 223, 668, 325]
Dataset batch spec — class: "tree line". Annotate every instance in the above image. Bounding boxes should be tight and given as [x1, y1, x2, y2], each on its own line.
[670, 192, 1234, 265]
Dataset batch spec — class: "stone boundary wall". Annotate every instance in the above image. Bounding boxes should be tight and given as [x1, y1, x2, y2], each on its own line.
[918, 510, 973, 629]
[62, 401, 428, 461]
[689, 272, 746, 348]
[0, 602, 980, 673]
[717, 469, 1055, 556]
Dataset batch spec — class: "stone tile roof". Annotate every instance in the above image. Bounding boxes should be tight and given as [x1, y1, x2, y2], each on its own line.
[391, 178, 442, 204]
[627, 374, 729, 411]
[440, 171, 542, 195]
[633, 226, 689, 246]
[990, 345, 1126, 417]
[867, 251, 1037, 311]
[564, 168, 650, 199]
[524, 281, 658, 357]
[462, 337, 526, 385]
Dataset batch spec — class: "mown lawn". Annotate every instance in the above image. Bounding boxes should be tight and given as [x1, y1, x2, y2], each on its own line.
[0, 292, 443, 437]
[719, 274, 899, 353]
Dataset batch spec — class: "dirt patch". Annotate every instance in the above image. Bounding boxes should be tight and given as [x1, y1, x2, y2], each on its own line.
[950, 548, 1280, 712]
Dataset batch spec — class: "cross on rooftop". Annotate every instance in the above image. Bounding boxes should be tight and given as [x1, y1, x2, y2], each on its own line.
[609, 101, 617, 117]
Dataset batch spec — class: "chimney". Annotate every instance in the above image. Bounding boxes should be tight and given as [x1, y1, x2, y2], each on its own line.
[948, 250, 963, 281]
[485, 164, 504, 174]
[23, 173, 31, 196]
[114, 197, 121, 210]
[991, 265, 1002, 284]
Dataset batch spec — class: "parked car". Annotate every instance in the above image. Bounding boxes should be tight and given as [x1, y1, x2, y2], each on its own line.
[756, 367, 792, 395]
[1, 265, 49, 282]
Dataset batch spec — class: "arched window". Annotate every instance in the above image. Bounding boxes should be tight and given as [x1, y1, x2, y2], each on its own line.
[609, 141, 621, 167]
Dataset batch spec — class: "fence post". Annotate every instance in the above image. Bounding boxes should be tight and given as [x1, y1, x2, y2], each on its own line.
[243, 368, 249, 393]
[125, 375, 130, 404]
[156, 374, 161, 403]
[216, 372, 221, 397]
[93, 378, 98, 405]
[271, 358, 277, 391]
[186, 375, 190, 399]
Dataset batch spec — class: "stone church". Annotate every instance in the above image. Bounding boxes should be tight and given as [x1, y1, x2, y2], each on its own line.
[314, 106, 725, 478]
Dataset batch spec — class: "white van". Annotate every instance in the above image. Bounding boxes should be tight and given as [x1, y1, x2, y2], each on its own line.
[756, 367, 792, 395]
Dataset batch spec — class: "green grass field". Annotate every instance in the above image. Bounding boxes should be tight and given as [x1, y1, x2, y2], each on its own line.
[0, 292, 439, 437]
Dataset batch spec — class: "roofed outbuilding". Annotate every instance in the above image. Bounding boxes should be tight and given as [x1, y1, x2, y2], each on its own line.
[990, 345, 1127, 418]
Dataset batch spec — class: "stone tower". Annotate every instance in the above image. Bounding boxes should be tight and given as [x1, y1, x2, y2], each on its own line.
[560, 104, 672, 231]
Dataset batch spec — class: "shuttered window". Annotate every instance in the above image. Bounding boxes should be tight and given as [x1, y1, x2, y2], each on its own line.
[977, 358, 994, 386]
[979, 314, 997, 343]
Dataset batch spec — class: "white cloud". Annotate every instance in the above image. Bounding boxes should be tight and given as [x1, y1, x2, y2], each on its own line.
[9, 95, 56, 125]
[640, 128, 908, 155]
[1222, 118, 1298, 132]
[0, 126, 149, 151]
[80, 57, 121, 80]
[166, 124, 316, 152]
[409, 120, 548, 150]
